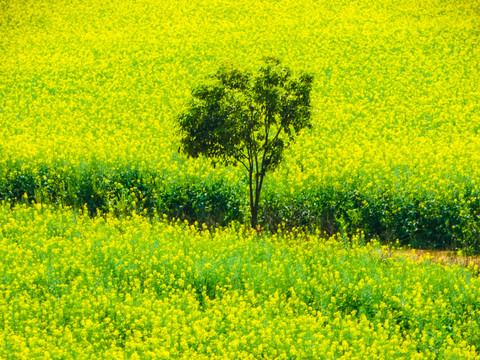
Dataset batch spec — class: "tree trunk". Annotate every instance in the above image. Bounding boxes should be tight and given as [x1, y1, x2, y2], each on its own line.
[251, 202, 258, 229]
[248, 167, 257, 229]
[250, 171, 264, 231]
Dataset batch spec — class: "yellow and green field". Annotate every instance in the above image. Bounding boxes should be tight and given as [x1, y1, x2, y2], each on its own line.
[1, 0, 480, 357]
[1, 205, 480, 359]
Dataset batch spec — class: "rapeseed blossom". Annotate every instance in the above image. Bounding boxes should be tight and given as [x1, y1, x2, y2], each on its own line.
[0, 0, 479, 201]
[1, 0, 480, 356]
[0, 205, 479, 358]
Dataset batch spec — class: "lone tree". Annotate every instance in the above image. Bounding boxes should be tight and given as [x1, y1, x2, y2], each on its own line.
[177, 57, 314, 229]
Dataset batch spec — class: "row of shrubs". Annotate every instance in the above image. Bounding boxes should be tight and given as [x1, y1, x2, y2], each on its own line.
[1, 163, 480, 253]
[262, 187, 480, 254]
[0, 164, 243, 227]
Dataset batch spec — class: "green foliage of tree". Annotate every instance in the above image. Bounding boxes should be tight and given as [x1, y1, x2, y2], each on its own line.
[177, 57, 314, 229]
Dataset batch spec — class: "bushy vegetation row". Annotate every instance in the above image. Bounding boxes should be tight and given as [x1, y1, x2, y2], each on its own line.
[0, 205, 479, 359]
[0, 162, 241, 226]
[2, 162, 480, 253]
[263, 187, 480, 254]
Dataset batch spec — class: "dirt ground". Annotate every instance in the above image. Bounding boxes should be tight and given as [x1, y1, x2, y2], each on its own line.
[380, 248, 480, 271]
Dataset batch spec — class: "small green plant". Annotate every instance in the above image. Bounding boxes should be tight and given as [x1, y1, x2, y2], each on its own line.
[177, 57, 314, 229]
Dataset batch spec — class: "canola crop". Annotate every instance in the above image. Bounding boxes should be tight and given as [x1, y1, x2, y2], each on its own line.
[1, 0, 480, 251]
[2, 1, 480, 357]
[1, 0, 479, 196]
[0, 204, 479, 359]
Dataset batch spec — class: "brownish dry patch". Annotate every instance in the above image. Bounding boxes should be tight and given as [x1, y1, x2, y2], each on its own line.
[380, 248, 480, 271]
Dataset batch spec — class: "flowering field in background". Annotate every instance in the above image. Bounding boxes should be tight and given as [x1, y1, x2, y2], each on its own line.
[1, 0, 479, 194]
[0, 205, 479, 359]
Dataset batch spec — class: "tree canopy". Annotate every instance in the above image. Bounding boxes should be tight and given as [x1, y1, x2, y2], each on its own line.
[177, 57, 314, 228]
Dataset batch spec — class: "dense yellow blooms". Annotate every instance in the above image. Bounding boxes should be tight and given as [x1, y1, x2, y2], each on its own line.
[1, 0, 480, 357]
[0, 0, 479, 198]
[0, 205, 479, 358]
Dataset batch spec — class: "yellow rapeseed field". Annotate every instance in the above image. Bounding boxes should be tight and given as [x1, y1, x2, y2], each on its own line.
[1, 0, 480, 357]
[0, 204, 479, 358]
[1, 0, 479, 196]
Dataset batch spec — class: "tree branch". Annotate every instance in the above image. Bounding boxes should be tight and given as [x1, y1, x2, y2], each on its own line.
[261, 122, 285, 175]
[233, 153, 250, 172]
